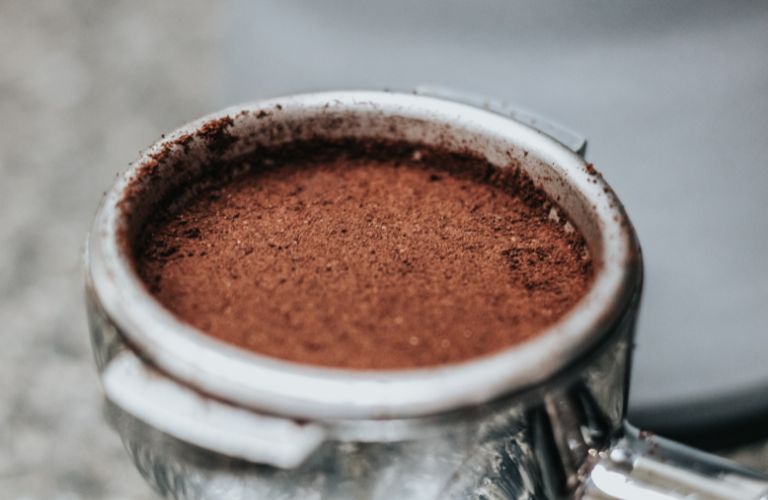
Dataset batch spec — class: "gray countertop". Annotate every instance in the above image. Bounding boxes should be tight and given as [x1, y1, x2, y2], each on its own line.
[1, 1, 765, 498]
[0, 2, 219, 498]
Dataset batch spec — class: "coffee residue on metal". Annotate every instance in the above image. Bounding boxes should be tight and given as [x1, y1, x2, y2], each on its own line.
[134, 139, 594, 369]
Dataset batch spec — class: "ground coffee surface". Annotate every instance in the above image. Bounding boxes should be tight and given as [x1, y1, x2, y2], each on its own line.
[135, 141, 593, 369]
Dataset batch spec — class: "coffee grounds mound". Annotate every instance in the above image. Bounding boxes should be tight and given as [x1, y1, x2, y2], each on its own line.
[135, 140, 593, 370]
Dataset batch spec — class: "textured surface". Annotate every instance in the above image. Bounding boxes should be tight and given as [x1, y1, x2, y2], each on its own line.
[136, 145, 591, 369]
[0, 2, 221, 498]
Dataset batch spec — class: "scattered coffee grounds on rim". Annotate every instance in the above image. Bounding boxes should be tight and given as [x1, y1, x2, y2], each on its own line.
[134, 140, 593, 369]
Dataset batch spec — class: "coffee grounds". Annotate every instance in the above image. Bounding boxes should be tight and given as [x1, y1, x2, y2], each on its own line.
[135, 141, 593, 369]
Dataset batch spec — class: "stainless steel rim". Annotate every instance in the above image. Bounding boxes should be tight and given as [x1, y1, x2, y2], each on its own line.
[87, 91, 640, 420]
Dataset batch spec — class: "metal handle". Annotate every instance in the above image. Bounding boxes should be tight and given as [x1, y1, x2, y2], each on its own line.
[102, 350, 327, 468]
[581, 424, 768, 499]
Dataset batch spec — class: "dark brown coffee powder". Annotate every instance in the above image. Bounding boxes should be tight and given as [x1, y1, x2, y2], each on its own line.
[135, 141, 593, 369]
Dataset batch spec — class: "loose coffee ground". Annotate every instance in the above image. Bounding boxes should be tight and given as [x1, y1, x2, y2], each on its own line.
[135, 140, 593, 369]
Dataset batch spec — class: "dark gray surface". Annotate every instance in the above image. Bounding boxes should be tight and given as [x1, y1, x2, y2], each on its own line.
[223, 0, 768, 421]
[1, 2, 766, 498]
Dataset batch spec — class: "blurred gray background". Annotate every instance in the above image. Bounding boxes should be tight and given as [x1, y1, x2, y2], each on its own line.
[1, 1, 766, 498]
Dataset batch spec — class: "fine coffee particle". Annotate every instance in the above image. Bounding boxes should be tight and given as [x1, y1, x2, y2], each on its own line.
[135, 140, 593, 369]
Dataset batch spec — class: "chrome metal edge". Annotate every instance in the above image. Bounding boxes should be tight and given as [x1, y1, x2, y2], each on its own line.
[86, 91, 640, 420]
